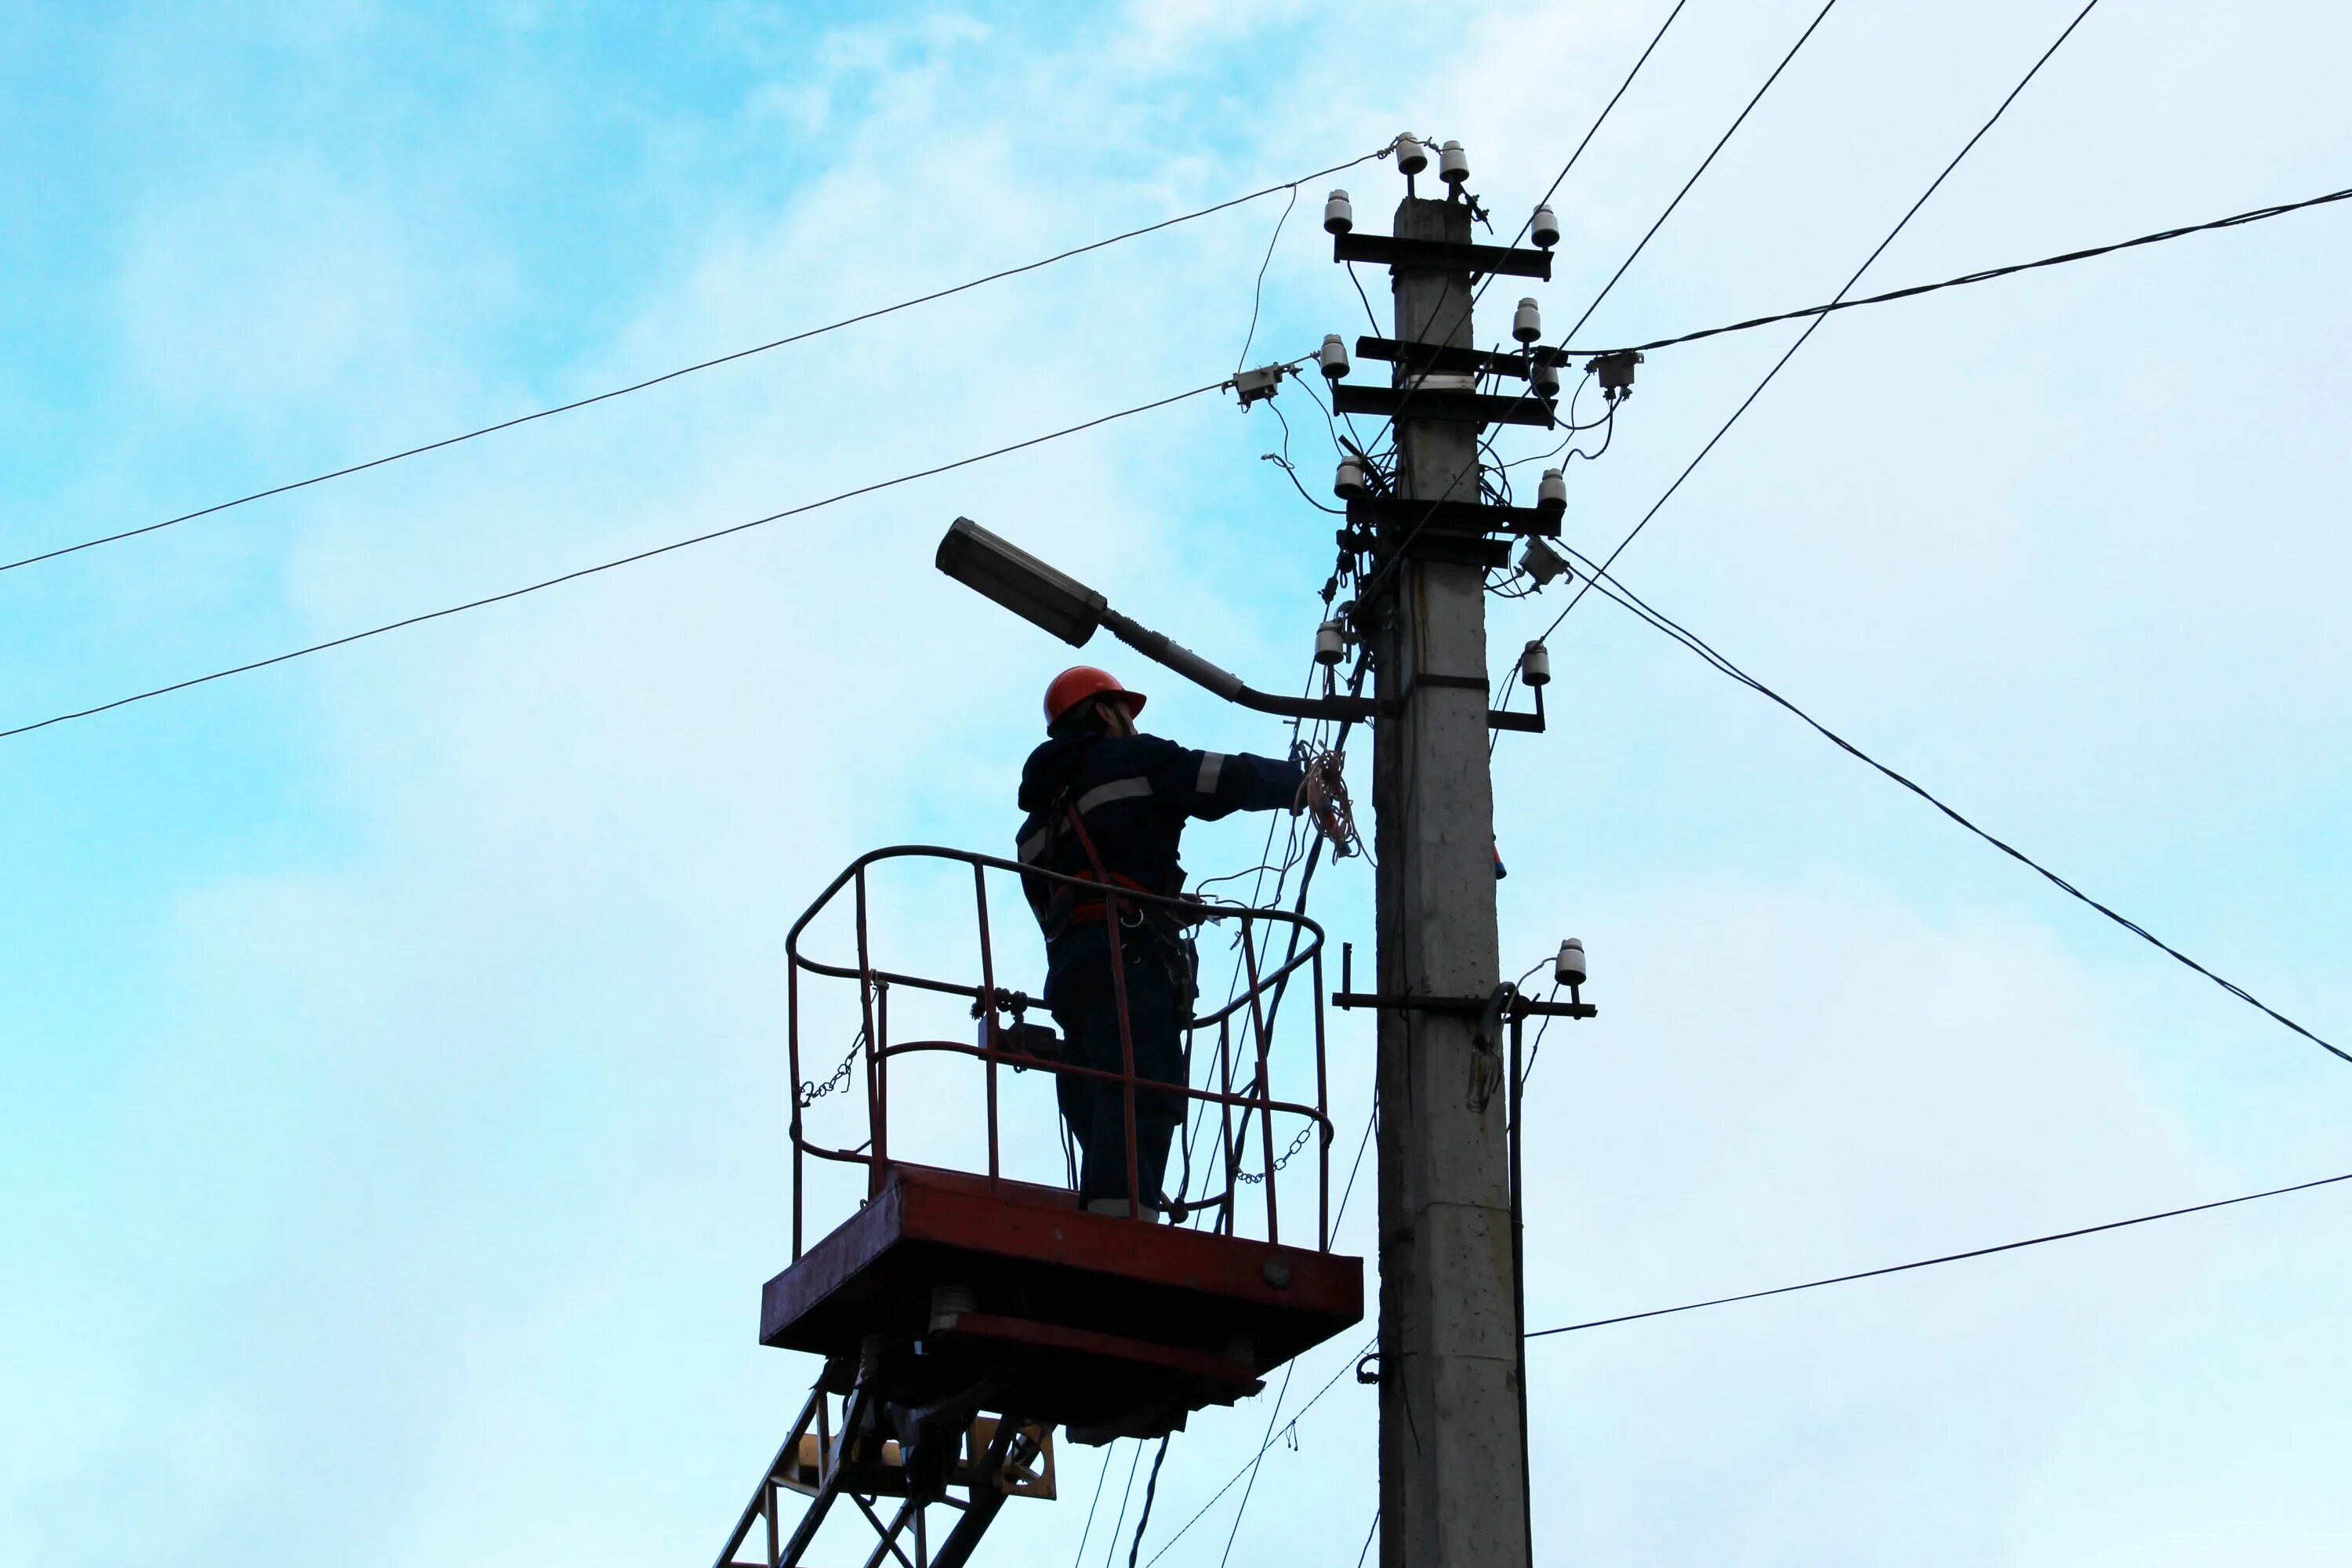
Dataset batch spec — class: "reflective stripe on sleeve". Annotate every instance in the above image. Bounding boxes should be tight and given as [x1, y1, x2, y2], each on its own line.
[1017, 826, 1051, 865]
[1195, 752, 1225, 794]
[1074, 776, 1153, 815]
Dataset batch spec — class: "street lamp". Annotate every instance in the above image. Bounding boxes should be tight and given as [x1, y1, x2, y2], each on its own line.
[935, 517, 1373, 722]
[934, 516, 1106, 647]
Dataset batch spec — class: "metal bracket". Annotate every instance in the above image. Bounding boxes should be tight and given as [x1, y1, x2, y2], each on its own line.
[1355, 336, 1573, 377]
[1332, 232, 1554, 281]
[1333, 943, 1595, 1020]
[1331, 990, 1596, 1020]
[1345, 495, 1561, 539]
[1490, 683, 1545, 735]
[1331, 382, 1555, 429]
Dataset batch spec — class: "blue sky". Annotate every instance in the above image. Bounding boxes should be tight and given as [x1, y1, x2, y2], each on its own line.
[5, 2, 2350, 1563]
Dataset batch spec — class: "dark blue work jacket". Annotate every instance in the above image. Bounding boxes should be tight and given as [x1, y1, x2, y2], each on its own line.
[1015, 730, 1305, 953]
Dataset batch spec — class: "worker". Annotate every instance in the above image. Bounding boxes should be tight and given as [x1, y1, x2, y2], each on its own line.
[1016, 666, 1333, 1219]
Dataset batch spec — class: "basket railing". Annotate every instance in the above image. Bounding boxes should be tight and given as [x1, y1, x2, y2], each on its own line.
[785, 845, 1333, 1258]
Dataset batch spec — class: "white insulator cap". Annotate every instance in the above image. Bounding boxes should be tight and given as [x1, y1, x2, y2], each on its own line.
[1319, 332, 1350, 380]
[1518, 536, 1566, 586]
[1537, 466, 1567, 518]
[1530, 202, 1562, 249]
[1316, 619, 1347, 666]
[1513, 296, 1542, 345]
[1335, 455, 1370, 499]
[1438, 139, 1469, 187]
[1554, 937, 1588, 987]
[1323, 189, 1354, 235]
[1394, 132, 1428, 176]
[1532, 357, 1563, 398]
[1519, 639, 1552, 688]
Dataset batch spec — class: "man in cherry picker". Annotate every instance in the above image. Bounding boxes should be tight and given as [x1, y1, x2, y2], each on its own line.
[1017, 666, 1337, 1220]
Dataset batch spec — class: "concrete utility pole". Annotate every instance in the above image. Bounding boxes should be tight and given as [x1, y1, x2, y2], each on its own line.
[1368, 193, 1528, 1568]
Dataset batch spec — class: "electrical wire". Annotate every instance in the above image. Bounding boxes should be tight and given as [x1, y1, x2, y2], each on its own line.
[1550, 541, 2352, 1067]
[1214, 1359, 1296, 1568]
[1523, 982, 1565, 1082]
[1100, 1440, 1145, 1568]
[1126, 1434, 1172, 1568]
[1071, 1443, 1116, 1568]
[1346, 263, 1385, 336]
[1236, 183, 1300, 369]
[1136, 1334, 1377, 1568]
[0, 376, 1231, 745]
[1526, 1168, 2352, 1338]
[1333, 1096, 1377, 1232]
[1539, 0, 2105, 644]
[1261, 403, 1345, 514]
[1585, 183, 2352, 357]
[1559, 0, 1843, 347]
[2, 147, 1394, 578]
[1497, 370, 1602, 470]
[1515, 0, 1693, 243]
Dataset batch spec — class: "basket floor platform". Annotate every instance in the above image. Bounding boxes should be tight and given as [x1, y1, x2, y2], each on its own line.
[762, 1163, 1363, 1441]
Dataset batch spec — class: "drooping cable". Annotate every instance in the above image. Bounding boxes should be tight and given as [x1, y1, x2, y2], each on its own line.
[1, 377, 1231, 744]
[1136, 1334, 1377, 1568]
[1214, 1359, 1297, 1568]
[1236, 183, 1301, 369]
[1539, 0, 2106, 644]
[1526, 1168, 2352, 1338]
[1126, 1434, 1173, 1568]
[2, 147, 1393, 577]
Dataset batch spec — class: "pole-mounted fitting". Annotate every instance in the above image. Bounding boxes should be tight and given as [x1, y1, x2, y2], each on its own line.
[1591, 350, 1643, 404]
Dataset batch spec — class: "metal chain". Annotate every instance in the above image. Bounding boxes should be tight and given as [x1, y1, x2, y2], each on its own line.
[797, 1029, 865, 1109]
[1236, 1122, 1316, 1185]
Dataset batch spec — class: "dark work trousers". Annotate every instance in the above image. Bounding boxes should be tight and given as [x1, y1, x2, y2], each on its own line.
[1044, 921, 1192, 1208]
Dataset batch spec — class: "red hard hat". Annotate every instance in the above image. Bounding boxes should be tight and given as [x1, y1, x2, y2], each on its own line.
[1044, 666, 1146, 727]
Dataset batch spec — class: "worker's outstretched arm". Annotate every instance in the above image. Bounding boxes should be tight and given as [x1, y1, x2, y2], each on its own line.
[1146, 742, 1305, 822]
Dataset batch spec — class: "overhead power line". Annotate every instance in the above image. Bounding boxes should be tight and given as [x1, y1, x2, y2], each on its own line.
[0, 377, 1233, 745]
[1580, 183, 2352, 357]
[1526, 1168, 2352, 1338]
[0, 148, 1391, 578]
[1541, 0, 2105, 644]
[1555, 540, 2352, 1067]
[1515, 0, 1692, 243]
[1561, 0, 1843, 346]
